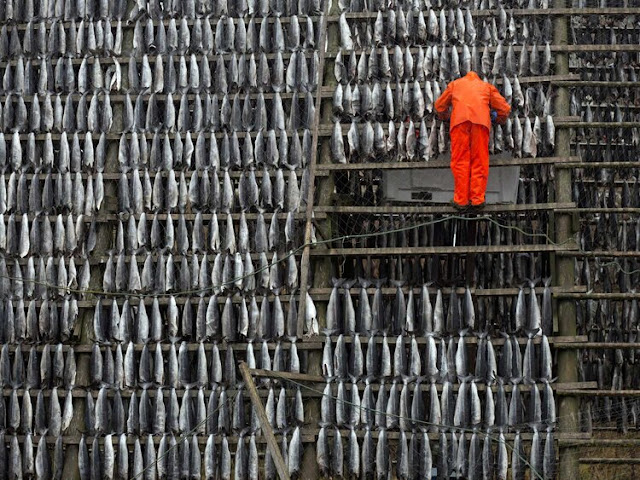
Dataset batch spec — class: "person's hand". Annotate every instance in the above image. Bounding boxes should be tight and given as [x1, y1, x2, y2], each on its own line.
[491, 110, 498, 123]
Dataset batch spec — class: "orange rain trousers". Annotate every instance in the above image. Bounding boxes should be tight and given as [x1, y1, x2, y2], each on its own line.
[450, 121, 490, 206]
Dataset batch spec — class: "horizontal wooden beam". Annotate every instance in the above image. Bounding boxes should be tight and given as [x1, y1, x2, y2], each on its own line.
[555, 342, 640, 349]
[0, 430, 590, 445]
[308, 243, 577, 256]
[2, 334, 589, 353]
[12, 170, 328, 180]
[579, 458, 640, 465]
[556, 250, 640, 258]
[555, 292, 640, 300]
[3, 7, 639, 34]
[315, 202, 575, 214]
[556, 207, 640, 214]
[557, 161, 640, 168]
[0, 75, 580, 102]
[4, 380, 595, 397]
[316, 157, 579, 171]
[308, 285, 586, 297]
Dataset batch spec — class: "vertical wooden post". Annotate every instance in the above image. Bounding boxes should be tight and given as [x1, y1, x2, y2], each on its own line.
[239, 362, 292, 480]
[553, 3, 580, 478]
[296, 5, 330, 338]
[298, 3, 338, 478]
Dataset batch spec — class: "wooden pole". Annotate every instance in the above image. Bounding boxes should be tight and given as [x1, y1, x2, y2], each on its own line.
[239, 362, 292, 480]
[296, 6, 331, 338]
[553, 2, 580, 478]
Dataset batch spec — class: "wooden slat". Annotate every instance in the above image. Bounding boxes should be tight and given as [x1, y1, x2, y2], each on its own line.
[314, 202, 575, 214]
[556, 250, 640, 258]
[0, 170, 329, 180]
[6, 212, 325, 222]
[240, 362, 291, 480]
[0, 75, 580, 101]
[11, 380, 596, 397]
[557, 161, 640, 168]
[6, 334, 590, 353]
[579, 458, 640, 465]
[3, 118, 579, 141]
[2, 284, 585, 309]
[557, 207, 640, 214]
[308, 243, 577, 256]
[0, 430, 590, 445]
[556, 292, 640, 299]
[556, 389, 640, 397]
[335, 7, 640, 17]
[316, 156, 579, 171]
[308, 285, 586, 297]
[555, 342, 640, 349]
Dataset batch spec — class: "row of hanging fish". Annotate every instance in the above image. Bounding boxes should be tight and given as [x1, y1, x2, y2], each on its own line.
[118, 168, 308, 213]
[322, 279, 552, 336]
[0, 343, 76, 388]
[0, 0, 326, 22]
[0, 131, 313, 175]
[325, 212, 545, 249]
[338, 9, 552, 49]
[330, 114, 554, 162]
[317, 427, 556, 480]
[80, 384, 305, 435]
[571, 11, 640, 437]
[581, 395, 640, 434]
[111, 212, 305, 253]
[0, 298, 80, 342]
[577, 216, 640, 253]
[115, 129, 313, 171]
[577, 291, 640, 335]
[574, 139, 640, 171]
[575, 254, 640, 295]
[0, 15, 322, 60]
[0, 429, 305, 480]
[130, 0, 327, 20]
[0, 387, 74, 435]
[332, 77, 551, 120]
[0, 173, 103, 215]
[321, 331, 555, 379]
[333, 253, 547, 291]
[0, 0, 129, 22]
[334, 43, 552, 84]
[341, 0, 552, 12]
[1, 52, 320, 95]
[0, 92, 318, 135]
[318, 377, 557, 430]
[0, 211, 99, 251]
[574, 59, 640, 83]
[92, 292, 301, 343]
[98, 250, 300, 296]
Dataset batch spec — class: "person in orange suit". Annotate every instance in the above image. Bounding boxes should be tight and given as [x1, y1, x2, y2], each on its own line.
[434, 71, 511, 210]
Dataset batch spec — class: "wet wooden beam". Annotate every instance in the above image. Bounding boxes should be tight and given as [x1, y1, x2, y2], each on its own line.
[314, 202, 575, 214]
[239, 361, 291, 480]
[308, 243, 578, 256]
[316, 157, 579, 170]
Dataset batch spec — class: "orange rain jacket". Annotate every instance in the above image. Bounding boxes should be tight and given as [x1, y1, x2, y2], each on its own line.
[434, 71, 511, 130]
